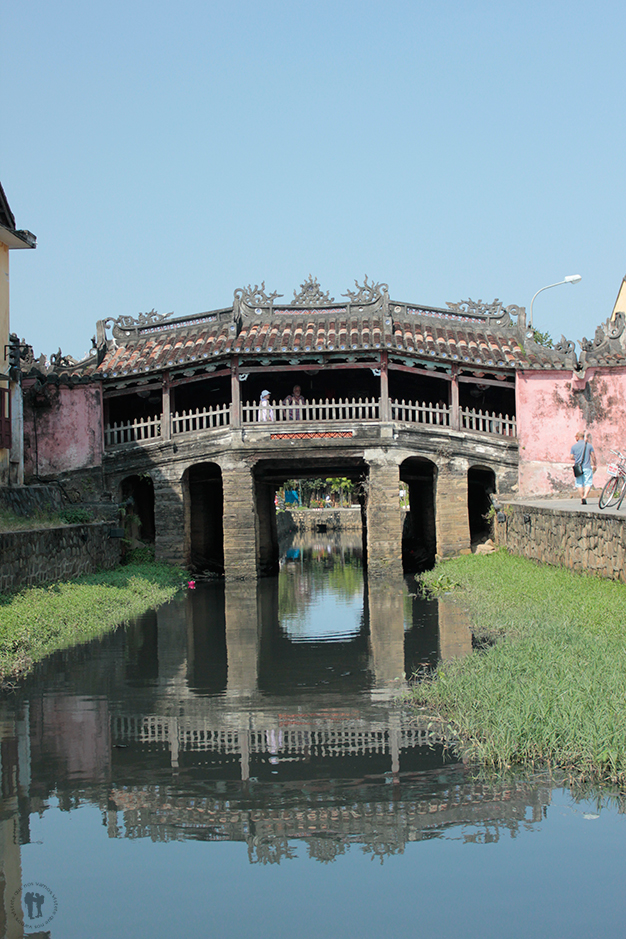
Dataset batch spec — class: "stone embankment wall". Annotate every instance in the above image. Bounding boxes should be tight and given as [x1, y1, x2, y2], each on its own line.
[494, 503, 626, 582]
[0, 484, 64, 516]
[0, 523, 122, 592]
[277, 508, 362, 536]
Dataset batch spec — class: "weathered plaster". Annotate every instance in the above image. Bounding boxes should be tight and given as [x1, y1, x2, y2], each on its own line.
[23, 382, 104, 478]
[516, 367, 626, 497]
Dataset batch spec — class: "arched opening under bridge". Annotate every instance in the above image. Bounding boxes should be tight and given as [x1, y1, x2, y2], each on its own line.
[400, 457, 437, 572]
[467, 465, 496, 543]
[186, 462, 224, 574]
[120, 474, 155, 546]
[253, 458, 368, 577]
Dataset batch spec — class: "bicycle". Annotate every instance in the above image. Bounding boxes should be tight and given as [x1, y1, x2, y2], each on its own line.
[598, 449, 626, 509]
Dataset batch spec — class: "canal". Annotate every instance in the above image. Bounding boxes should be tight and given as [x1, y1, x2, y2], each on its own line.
[1, 532, 625, 937]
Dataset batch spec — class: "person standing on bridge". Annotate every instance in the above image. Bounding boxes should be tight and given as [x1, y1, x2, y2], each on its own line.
[570, 430, 596, 505]
[258, 390, 274, 422]
[283, 384, 306, 420]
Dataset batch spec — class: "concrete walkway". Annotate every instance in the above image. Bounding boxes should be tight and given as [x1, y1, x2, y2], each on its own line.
[504, 495, 626, 518]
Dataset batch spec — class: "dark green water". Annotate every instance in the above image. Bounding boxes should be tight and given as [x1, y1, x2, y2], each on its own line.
[1, 532, 625, 938]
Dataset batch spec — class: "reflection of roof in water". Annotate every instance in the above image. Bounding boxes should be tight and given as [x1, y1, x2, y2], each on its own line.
[106, 769, 552, 860]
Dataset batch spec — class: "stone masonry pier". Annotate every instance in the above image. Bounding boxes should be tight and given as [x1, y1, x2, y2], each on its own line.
[102, 419, 519, 580]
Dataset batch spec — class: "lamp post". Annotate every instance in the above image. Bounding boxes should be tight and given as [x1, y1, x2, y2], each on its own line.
[528, 274, 582, 332]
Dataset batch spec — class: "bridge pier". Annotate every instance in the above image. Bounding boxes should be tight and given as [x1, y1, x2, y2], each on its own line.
[364, 457, 403, 578]
[225, 579, 260, 696]
[154, 472, 187, 567]
[221, 460, 260, 580]
[435, 461, 471, 557]
[367, 579, 406, 691]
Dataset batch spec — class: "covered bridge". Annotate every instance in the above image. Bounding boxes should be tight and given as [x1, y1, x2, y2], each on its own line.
[19, 276, 626, 579]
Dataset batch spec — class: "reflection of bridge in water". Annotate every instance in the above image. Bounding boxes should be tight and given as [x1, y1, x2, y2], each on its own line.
[112, 707, 445, 773]
[106, 769, 552, 862]
[2, 541, 547, 877]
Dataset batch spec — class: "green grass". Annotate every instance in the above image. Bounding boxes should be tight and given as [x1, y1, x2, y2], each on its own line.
[0, 561, 183, 681]
[410, 551, 626, 784]
[0, 504, 94, 532]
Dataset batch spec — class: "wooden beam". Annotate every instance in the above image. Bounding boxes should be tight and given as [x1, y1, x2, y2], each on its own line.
[388, 362, 453, 381]
[103, 382, 163, 399]
[170, 367, 231, 388]
[458, 374, 515, 389]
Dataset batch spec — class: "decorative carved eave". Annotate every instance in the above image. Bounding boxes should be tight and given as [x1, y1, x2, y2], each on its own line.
[578, 310, 626, 368]
[519, 332, 579, 371]
[18, 339, 99, 384]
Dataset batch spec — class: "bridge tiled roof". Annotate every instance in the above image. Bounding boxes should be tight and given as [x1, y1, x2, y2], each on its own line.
[23, 278, 623, 382]
[91, 289, 558, 381]
[94, 313, 537, 377]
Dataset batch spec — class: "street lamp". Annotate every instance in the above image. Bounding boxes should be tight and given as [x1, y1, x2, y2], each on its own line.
[528, 274, 582, 332]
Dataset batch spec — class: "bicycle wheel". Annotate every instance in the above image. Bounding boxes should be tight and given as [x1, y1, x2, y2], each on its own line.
[599, 475, 625, 509]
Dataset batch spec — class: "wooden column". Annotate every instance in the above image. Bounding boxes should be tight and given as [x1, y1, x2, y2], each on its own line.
[380, 351, 390, 421]
[365, 457, 403, 578]
[230, 357, 241, 428]
[450, 365, 460, 431]
[161, 371, 171, 441]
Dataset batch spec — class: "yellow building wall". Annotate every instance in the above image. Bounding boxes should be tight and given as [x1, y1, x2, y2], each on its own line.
[0, 243, 9, 486]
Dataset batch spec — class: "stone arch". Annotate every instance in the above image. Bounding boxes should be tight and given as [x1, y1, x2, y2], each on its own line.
[467, 465, 496, 543]
[400, 456, 437, 572]
[184, 462, 224, 574]
[120, 473, 155, 544]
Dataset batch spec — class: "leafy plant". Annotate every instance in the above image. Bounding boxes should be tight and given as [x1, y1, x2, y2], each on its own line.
[59, 507, 93, 524]
[531, 327, 553, 348]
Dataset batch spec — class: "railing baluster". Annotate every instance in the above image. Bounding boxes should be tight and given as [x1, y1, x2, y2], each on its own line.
[105, 395, 516, 446]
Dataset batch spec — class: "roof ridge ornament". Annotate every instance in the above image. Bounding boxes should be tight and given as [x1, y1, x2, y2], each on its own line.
[114, 309, 173, 331]
[233, 283, 283, 309]
[292, 275, 334, 307]
[580, 310, 626, 364]
[343, 276, 389, 305]
[445, 298, 508, 319]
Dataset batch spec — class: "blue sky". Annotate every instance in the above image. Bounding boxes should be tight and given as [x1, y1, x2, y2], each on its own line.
[3, 0, 625, 359]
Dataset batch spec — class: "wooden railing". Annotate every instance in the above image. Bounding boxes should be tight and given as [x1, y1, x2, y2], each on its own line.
[390, 398, 450, 426]
[172, 404, 231, 435]
[242, 396, 380, 424]
[104, 414, 161, 447]
[460, 407, 517, 437]
[104, 398, 517, 447]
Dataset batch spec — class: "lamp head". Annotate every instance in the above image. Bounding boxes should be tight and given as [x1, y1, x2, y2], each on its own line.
[564, 274, 582, 284]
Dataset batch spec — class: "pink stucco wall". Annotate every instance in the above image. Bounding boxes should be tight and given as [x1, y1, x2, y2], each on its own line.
[23, 382, 103, 477]
[516, 367, 626, 497]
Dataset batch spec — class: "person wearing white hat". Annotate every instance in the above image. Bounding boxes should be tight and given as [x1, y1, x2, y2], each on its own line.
[258, 390, 274, 422]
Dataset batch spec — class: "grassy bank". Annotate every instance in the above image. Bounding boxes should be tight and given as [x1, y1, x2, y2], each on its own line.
[0, 504, 95, 532]
[411, 551, 626, 784]
[0, 561, 183, 681]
